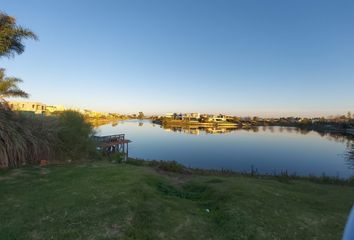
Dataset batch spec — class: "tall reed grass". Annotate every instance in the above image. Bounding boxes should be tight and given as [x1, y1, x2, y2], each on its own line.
[0, 106, 95, 168]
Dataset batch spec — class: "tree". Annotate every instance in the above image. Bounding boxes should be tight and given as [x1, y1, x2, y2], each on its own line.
[138, 112, 144, 119]
[0, 12, 38, 58]
[0, 68, 29, 103]
[0, 11, 36, 104]
[348, 111, 352, 120]
[57, 111, 95, 161]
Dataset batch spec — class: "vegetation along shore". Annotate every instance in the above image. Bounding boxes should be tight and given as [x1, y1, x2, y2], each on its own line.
[153, 112, 354, 136]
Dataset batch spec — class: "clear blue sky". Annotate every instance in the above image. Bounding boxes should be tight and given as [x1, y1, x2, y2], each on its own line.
[1, 0, 353, 117]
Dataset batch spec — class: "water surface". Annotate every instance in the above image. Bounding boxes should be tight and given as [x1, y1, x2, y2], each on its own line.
[96, 120, 354, 178]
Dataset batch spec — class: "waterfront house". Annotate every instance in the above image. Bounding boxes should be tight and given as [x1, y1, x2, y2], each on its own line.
[211, 114, 227, 122]
[183, 113, 200, 120]
[165, 113, 184, 120]
[201, 114, 227, 122]
[9, 101, 46, 114]
[46, 105, 66, 113]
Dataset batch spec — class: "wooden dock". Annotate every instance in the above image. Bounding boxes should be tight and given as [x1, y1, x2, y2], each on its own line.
[92, 134, 131, 160]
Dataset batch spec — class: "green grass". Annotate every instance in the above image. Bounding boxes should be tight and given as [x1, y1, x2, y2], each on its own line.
[0, 163, 353, 240]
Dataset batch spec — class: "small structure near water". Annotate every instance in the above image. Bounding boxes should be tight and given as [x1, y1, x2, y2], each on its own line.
[92, 134, 131, 160]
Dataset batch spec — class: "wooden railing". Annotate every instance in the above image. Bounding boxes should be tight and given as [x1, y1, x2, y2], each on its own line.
[91, 134, 125, 143]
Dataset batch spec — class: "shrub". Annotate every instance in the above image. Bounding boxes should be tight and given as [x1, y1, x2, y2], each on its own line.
[102, 152, 123, 163]
[148, 160, 186, 173]
[57, 111, 96, 161]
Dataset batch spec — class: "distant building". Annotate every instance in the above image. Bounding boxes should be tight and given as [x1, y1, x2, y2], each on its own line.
[201, 114, 227, 122]
[9, 101, 46, 114]
[81, 109, 104, 118]
[164, 113, 231, 122]
[210, 114, 226, 122]
[183, 113, 200, 120]
[8, 101, 116, 119]
[165, 113, 183, 120]
[46, 105, 66, 113]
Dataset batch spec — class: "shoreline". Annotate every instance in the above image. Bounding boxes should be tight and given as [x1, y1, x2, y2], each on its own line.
[151, 119, 354, 136]
[153, 119, 238, 127]
[123, 157, 354, 186]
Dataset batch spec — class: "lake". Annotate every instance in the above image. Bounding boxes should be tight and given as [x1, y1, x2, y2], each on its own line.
[96, 120, 354, 178]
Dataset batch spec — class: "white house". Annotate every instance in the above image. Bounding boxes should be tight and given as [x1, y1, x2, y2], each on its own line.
[9, 101, 46, 114]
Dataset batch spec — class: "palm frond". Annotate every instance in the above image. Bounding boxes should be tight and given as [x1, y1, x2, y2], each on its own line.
[0, 69, 28, 100]
[0, 12, 38, 58]
[0, 89, 29, 98]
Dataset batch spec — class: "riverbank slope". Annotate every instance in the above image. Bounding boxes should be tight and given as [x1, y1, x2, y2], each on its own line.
[1, 162, 353, 239]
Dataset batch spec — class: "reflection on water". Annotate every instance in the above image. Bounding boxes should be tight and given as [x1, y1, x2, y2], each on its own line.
[162, 124, 353, 145]
[96, 120, 354, 178]
[162, 126, 238, 135]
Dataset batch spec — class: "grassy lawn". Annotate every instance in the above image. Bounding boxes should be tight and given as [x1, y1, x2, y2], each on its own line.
[0, 162, 353, 240]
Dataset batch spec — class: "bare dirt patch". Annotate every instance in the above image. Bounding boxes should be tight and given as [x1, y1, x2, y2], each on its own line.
[153, 168, 193, 186]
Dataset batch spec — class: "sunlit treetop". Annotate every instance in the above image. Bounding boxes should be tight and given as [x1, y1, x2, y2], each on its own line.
[0, 11, 38, 58]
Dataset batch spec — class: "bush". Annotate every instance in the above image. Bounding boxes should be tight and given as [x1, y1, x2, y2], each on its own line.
[57, 111, 96, 161]
[102, 152, 123, 163]
[148, 160, 186, 173]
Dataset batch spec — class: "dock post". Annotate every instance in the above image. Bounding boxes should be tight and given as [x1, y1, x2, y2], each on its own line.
[127, 142, 129, 158]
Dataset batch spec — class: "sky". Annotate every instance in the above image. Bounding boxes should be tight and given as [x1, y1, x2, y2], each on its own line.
[1, 0, 354, 117]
